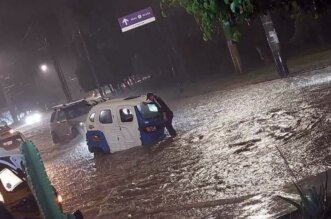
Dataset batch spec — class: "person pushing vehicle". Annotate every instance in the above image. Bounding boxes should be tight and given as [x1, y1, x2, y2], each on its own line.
[146, 93, 177, 137]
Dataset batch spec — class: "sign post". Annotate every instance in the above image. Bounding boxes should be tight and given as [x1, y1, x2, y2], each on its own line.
[118, 7, 156, 32]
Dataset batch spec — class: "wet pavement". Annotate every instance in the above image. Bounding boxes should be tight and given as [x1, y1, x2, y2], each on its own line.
[20, 67, 331, 218]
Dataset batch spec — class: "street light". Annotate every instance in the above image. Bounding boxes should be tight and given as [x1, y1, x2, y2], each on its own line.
[40, 64, 48, 72]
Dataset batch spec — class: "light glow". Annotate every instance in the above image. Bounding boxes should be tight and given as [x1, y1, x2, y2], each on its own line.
[40, 64, 48, 72]
[57, 194, 63, 203]
[25, 113, 42, 125]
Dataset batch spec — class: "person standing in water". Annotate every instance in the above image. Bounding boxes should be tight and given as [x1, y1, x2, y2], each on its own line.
[146, 93, 177, 137]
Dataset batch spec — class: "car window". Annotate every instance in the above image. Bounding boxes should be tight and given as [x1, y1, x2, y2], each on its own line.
[89, 113, 96, 122]
[64, 103, 90, 120]
[120, 108, 134, 122]
[50, 112, 56, 123]
[99, 110, 112, 124]
[57, 111, 66, 122]
[137, 103, 160, 119]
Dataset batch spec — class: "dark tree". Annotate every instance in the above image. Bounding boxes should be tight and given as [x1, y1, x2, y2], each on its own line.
[161, 0, 331, 41]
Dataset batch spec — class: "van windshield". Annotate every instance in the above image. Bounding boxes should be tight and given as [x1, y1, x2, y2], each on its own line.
[137, 103, 160, 119]
[64, 103, 90, 120]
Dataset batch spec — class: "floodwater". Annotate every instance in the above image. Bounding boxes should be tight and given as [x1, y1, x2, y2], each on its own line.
[21, 67, 331, 218]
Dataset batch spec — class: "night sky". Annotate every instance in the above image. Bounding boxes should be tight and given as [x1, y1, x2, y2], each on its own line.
[0, 0, 331, 112]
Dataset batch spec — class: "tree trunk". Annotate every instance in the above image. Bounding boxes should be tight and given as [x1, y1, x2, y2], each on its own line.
[223, 25, 243, 74]
[0, 77, 18, 123]
[260, 12, 289, 77]
[226, 40, 243, 74]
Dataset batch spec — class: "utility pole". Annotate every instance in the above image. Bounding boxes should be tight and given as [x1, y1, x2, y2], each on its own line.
[34, 0, 73, 102]
[260, 12, 289, 77]
[47, 41, 73, 102]
[77, 23, 104, 98]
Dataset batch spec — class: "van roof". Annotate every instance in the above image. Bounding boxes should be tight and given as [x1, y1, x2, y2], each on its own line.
[51, 99, 87, 110]
[93, 95, 147, 109]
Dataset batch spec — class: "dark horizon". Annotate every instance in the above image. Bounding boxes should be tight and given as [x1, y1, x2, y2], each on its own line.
[0, 0, 330, 111]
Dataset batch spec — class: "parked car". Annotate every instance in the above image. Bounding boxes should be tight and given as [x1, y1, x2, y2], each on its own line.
[0, 129, 60, 219]
[0, 126, 24, 152]
[0, 137, 84, 219]
[50, 100, 91, 144]
[85, 96, 165, 154]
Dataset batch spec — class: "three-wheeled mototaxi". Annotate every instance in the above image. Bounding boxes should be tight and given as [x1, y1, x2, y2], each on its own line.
[86, 96, 166, 154]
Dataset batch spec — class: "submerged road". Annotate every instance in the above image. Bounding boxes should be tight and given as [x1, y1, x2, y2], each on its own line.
[21, 67, 331, 218]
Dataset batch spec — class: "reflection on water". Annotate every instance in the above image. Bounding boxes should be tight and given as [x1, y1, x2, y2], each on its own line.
[27, 68, 331, 218]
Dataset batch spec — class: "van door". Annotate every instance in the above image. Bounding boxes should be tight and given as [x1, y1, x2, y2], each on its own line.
[55, 110, 71, 138]
[97, 108, 123, 152]
[50, 111, 58, 133]
[117, 106, 141, 149]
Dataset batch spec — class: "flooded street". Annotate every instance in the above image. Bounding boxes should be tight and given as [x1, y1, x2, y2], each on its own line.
[21, 68, 331, 218]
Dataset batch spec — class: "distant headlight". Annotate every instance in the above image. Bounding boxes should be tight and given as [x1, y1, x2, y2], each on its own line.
[25, 113, 42, 125]
[79, 122, 84, 126]
[9, 129, 15, 134]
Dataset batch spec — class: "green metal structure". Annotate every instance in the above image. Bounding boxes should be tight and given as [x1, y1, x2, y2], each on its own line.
[20, 141, 76, 219]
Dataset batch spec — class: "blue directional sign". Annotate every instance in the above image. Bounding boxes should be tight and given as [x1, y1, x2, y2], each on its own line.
[118, 7, 156, 32]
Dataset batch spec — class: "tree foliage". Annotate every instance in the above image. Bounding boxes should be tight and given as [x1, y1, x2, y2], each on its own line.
[160, 0, 331, 41]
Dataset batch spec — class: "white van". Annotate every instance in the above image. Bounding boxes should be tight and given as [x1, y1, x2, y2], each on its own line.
[85, 96, 165, 153]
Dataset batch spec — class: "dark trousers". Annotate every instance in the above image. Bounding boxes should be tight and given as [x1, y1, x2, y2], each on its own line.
[165, 113, 177, 137]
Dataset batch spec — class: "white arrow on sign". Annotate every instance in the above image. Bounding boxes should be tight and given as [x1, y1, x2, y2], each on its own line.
[122, 18, 129, 26]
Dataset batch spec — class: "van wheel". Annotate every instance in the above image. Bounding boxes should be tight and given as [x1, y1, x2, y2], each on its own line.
[52, 132, 60, 144]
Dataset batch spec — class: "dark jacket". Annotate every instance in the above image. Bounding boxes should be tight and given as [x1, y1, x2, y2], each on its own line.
[153, 96, 173, 117]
